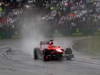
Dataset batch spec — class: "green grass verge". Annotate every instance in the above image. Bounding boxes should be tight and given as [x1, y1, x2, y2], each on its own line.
[73, 36, 100, 57]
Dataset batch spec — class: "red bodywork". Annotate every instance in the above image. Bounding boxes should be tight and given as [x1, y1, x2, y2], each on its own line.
[40, 41, 64, 53]
[48, 45, 64, 53]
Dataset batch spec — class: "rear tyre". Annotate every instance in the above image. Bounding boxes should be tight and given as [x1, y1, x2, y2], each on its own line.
[34, 49, 38, 60]
[65, 48, 73, 61]
[66, 56, 72, 60]
[65, 48, 72, 54]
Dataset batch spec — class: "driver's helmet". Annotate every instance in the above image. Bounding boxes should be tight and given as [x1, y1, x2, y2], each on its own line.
[48, 40, 54, 45]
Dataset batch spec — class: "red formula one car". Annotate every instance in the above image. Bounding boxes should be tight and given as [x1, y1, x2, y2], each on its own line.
[33, 40, 74, 61]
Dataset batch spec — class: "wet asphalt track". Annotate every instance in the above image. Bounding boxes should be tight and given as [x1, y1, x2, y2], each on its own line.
[0, 39, 100, 75]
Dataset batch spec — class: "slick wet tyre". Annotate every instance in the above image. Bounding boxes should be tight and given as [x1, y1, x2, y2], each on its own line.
[66, 56, 72, 60]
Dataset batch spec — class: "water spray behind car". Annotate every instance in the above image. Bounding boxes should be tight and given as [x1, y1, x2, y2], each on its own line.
[20, 8, 50, 56]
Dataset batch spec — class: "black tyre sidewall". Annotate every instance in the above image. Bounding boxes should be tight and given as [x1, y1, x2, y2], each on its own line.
[66, 56, 72, 60]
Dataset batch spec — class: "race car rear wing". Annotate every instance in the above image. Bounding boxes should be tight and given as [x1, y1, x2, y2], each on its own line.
[40, 41, 49, 50]
[40, 41, 49, 45]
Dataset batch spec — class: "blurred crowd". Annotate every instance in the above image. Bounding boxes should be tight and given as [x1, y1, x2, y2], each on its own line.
[43, 0, 100, 36]
[0, 1, 23, 39]
[0, 0, 100, 38]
